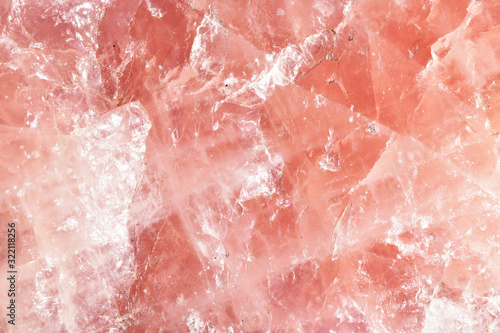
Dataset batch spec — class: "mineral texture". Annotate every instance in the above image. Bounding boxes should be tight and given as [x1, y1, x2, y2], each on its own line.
[1, 0, 500, 332]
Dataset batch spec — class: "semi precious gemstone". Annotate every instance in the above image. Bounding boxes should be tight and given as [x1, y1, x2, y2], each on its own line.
[1, 0, 499, 332]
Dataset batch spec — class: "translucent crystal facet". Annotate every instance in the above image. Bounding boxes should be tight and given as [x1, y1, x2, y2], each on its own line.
[1, 0, 500, 332]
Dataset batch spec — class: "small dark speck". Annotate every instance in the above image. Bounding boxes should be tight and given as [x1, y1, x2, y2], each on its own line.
[368, 123, 377, 133]
[225, 84, 228, 87]
[113, 45, 116, 47]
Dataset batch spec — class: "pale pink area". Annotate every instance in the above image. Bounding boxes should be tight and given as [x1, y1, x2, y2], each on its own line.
[1, 0, 500, 332]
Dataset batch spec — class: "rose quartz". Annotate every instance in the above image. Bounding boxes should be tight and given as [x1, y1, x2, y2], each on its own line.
[1, 0, 500, 332]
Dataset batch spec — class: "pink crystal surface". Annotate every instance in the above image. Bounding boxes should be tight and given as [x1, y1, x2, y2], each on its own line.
[1, 0, 500, 332]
